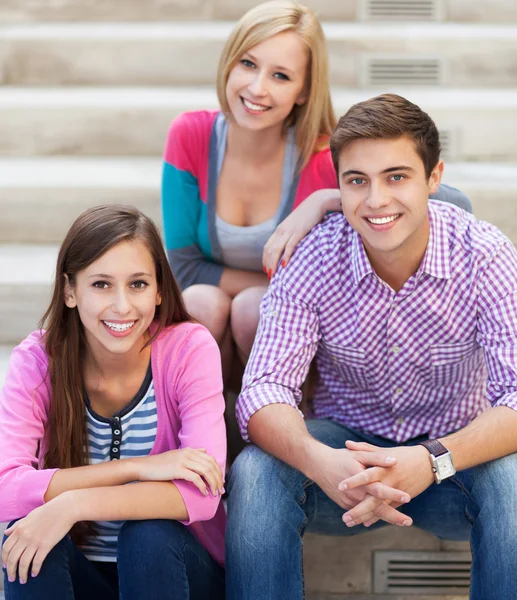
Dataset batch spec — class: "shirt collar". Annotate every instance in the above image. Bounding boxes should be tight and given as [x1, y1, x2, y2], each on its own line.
[418, 202, 451, 280]
[349, 201, 451, 286]
[351, 229, 374, 286]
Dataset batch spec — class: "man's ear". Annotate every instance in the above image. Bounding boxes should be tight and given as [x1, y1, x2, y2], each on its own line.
[63, 274, 77, 308]
[428, 160, 444, 195]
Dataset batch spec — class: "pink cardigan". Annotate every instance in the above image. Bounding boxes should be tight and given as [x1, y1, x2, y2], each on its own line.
[0, 322, 226, 565]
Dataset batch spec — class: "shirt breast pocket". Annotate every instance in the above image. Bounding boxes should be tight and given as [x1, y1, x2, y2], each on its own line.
[430, 339, 478, 388]
[325, 344, 371, 390]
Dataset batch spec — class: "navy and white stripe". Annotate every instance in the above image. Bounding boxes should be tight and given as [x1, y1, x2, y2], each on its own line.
[81, 364, 158, 562]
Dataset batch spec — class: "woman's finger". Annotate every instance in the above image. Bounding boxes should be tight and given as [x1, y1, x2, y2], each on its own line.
[17, 546, 37, 585]
[180, 470, 208, 496]
[280, 236, 299, 268]
[186, 458, 221, 496]
[30, 547, 50, 579]
[6, 537, 25, 583]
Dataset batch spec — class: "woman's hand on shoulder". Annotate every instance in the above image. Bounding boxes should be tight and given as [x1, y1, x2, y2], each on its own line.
[263, 188, 341, 277]
[133, 448, 224, 497]
[2, 494, 78, 584]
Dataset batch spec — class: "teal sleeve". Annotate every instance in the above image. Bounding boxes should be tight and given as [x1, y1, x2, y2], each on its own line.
[161, 162, 224, 290]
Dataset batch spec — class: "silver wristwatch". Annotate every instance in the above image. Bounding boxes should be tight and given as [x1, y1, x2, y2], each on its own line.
[418, 439, 456, 484]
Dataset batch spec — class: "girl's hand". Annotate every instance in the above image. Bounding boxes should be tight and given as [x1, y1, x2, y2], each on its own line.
[2, 495, 77, 584]
[133, 448, 224, 496]
[262, 188, 341, 277]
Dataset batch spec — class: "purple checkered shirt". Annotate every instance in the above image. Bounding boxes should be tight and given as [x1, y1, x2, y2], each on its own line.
[237, 201, 517, 443]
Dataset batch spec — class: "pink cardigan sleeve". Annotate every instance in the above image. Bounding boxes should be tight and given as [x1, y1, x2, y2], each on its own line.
[0, 335, 58, 521]
[170, 327, 226, 524]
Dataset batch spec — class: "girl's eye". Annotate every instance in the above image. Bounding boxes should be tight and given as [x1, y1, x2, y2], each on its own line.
[131, 280, 148, 289]
[92, 281, 109, 289]
[273, 72, 290, 81]
[240, 59, 255, 68]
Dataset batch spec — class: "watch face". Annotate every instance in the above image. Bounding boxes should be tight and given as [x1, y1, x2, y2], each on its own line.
[435, 453, 456, 480]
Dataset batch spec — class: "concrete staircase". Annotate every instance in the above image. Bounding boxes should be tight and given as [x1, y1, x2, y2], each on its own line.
[1, 0, 517, 597]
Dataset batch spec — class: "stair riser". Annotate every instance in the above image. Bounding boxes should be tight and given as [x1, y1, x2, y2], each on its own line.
[3, 34, 517, 88]
[1, 101, 517, 161]
[1, 0, 515, 22]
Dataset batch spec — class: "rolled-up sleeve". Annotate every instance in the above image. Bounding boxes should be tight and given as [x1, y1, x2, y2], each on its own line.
[171, 327, 226, 524]
[477, 241, 517, 410]
[236, 233, 324, 441]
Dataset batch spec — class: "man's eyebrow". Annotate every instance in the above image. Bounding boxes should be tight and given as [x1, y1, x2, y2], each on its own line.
[341, 170, 367, 179]
[341, 165, 415, 179]
[381, 165, 414, 174]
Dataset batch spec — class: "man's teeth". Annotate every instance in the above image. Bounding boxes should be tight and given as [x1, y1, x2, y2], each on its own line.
[242, 98, 268, 111]
[367, 214, 400, 225]
[104, 321, 135, 332]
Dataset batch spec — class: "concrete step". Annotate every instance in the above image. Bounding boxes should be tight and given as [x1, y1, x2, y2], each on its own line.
[0, 159, 516, 245]
[0, 157, 162, 243]
[0, 0, 515, 23]
[0, 244, 56, 344]
[1, 87, 517, 162]
[2, 23, 517, 88]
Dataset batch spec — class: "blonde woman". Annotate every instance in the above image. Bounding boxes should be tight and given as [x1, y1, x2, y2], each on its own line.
[161, 1, 470, 381]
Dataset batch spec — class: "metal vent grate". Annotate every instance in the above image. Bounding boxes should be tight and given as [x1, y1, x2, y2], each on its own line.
[363, 56, 444, 86]
[373, 551, 472, 595]
[363, 0, 442, 21]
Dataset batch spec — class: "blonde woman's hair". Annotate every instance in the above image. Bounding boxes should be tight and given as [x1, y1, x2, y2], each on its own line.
[216, 0, 336, 170]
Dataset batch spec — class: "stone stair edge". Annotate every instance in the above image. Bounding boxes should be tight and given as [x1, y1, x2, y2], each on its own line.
[0, 157, 516, 187]
[2, 21, 517, 39]
[2, 87, 517, 108]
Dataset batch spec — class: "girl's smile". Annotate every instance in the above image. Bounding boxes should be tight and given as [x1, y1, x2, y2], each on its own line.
[64, 239, 161, 360]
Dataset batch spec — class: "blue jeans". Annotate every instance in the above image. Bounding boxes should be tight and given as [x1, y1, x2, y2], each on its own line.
[226, 419, 517, 600]
[3, 519, 225, 600]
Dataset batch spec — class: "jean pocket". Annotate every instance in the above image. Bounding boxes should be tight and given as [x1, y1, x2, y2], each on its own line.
[325, 343, 371, 390]
[430, 339, 478, 387]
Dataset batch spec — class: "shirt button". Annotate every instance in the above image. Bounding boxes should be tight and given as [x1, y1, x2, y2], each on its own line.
[271, 310, 278, 317]
[393, 345, 400, 354]
[112, 447, 119, 453]
[114, 429, 121, 435]
[395, 387, 403, 395]
[397, 417, 404, 425]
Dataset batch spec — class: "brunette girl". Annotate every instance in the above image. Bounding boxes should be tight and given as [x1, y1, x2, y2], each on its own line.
[0, 205, 226, 599]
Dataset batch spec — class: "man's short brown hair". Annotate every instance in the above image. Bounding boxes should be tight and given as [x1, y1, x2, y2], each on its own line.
[330, 94, 441, 180]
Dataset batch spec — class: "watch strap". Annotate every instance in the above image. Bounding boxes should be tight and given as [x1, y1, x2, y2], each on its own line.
[419, 439, 449, 457]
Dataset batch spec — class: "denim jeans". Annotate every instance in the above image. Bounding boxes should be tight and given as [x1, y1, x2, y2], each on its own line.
[3, 519, 225, 600]
[226, 418, 517, 600]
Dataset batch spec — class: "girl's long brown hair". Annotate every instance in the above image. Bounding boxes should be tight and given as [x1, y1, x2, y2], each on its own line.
[39, 205, 190, 541]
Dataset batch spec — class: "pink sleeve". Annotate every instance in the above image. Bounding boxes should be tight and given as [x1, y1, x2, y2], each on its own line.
[294, 147, 338, 210]
[0, 340, 58, 521]
[171, 327, 226, 524]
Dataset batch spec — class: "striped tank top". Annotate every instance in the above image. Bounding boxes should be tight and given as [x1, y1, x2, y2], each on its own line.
[80, 363, 157, 562]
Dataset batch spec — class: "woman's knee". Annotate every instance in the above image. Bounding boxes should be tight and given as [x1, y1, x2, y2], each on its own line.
[183, 285, 231, 343]
[230, 287, 267, 355]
